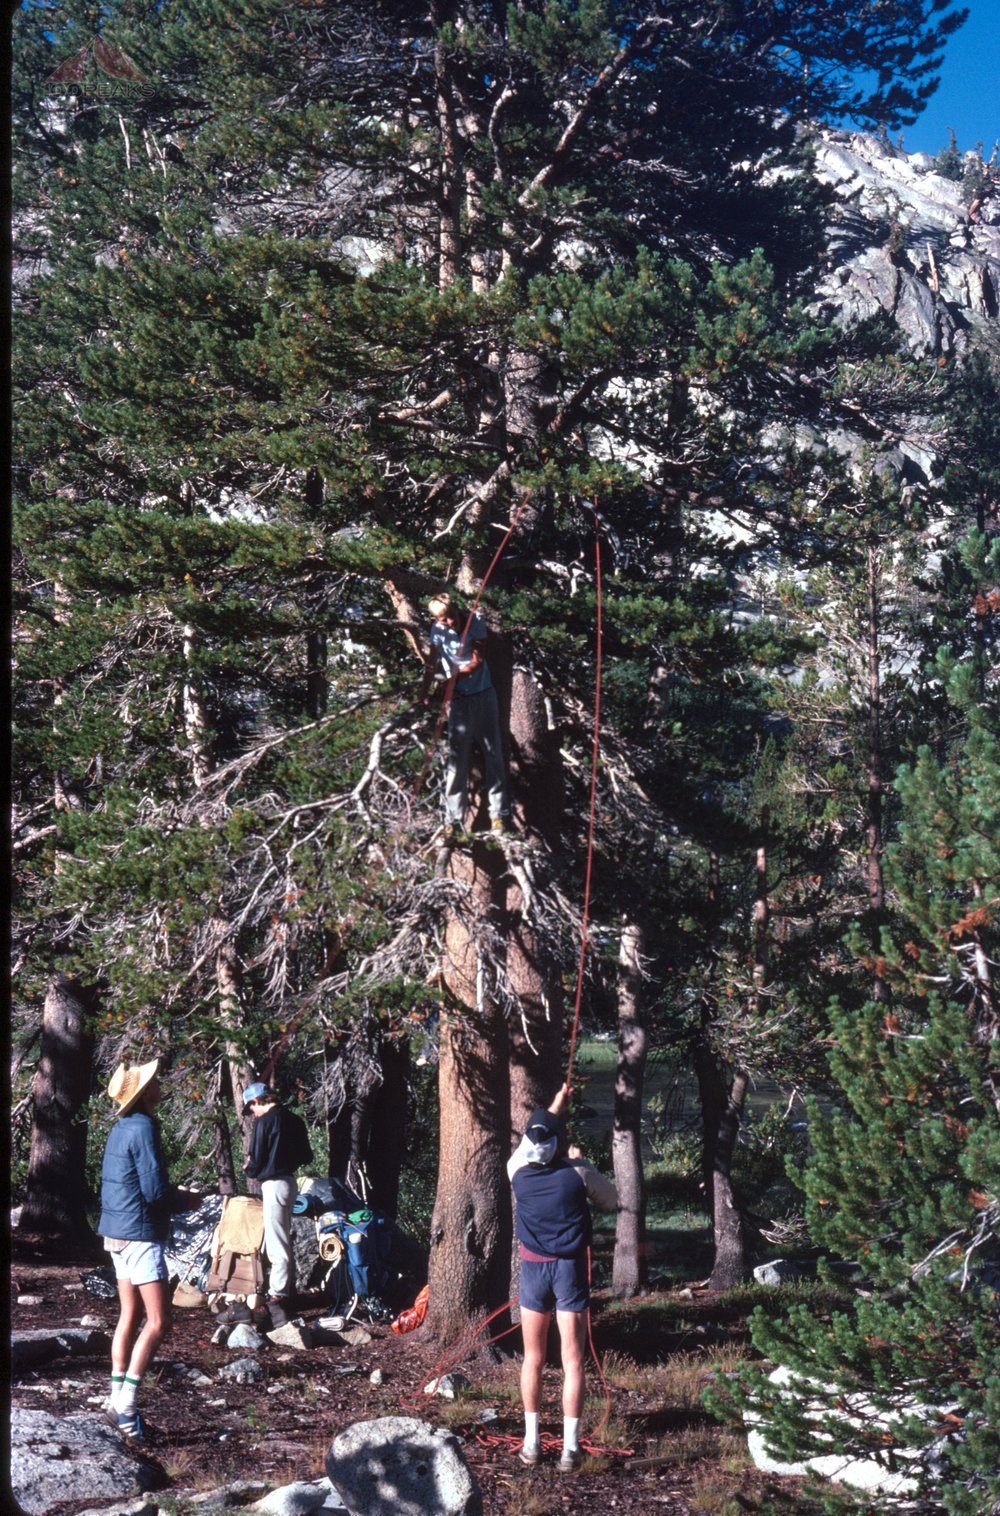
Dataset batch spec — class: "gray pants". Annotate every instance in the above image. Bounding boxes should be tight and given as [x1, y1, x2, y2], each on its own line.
[261, 1176, 297, 1298]
[445, 686, 509, 824]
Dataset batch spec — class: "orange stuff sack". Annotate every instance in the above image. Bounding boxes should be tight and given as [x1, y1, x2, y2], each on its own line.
[391, 1283, 429, 1335]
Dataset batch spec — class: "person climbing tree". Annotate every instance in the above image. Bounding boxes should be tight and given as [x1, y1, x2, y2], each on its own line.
[424, 592, 510, 840]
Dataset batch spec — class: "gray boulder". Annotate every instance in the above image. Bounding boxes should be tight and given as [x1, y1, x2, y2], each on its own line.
[12, 1327, 109, 1371]
[11, 1407, 165, 1515]
[326, 1416, 482, 1516]
[250, 1478, 346, 1513]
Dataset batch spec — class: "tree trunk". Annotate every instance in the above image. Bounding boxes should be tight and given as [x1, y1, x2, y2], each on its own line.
[692, 851, 749, 1291]
[18, 974, 98, 1246]
[612, 921, 646, 1296]
[212, 1060, 238, 1196]
[366, 1036, 410, 1219]
[508, 666, 565, 1130]
[425, 851, 512, 1348]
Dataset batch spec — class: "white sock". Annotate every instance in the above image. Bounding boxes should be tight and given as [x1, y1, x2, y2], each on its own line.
[116, 1375, 141, 1416]
[523, 1411, 540, 1449]
[563, 1415, 580, 1454]
[107, 1373, 124, 1408]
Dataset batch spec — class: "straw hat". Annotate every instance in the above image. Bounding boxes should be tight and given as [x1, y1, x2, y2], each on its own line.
[107, 1058, 160, 1116]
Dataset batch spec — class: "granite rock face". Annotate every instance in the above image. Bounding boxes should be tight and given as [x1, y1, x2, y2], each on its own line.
[810, 129, 1000, 364]
[11, 1407, 165, 1515]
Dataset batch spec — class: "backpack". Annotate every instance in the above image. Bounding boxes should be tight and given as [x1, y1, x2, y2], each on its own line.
[204, 1195, 266, 1301]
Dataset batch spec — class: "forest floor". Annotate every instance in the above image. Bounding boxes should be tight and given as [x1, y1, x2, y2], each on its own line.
[10, 1239, 820, 1516]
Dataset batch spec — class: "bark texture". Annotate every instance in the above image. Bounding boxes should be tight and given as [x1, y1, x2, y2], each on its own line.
[612, 921, 646, 1296]
[18, 974, 97, 1244]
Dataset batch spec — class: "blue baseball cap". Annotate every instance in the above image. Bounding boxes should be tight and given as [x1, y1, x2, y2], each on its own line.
[243, 1081, 272, 1108]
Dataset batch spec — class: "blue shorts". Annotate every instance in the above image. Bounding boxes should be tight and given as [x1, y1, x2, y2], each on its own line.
[107, 1240, 169, 1286]
[519, 1255, 588, 1314]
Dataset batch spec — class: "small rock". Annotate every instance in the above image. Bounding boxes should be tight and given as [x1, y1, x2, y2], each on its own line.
[250, 1477, 336, 1514]
[80, 1315, 104, 1329]
[334, 1325, 371, 1348]
[267, 1322, 315, 1350]
[18, 1294, 44, 1306]
[218, 1356, 266, 1385]
[475, 1408, 498, 1424]
[210, 1324, 229, 1345]
[226, 1322, 267, 1351]
[369, 1369, 384, 1386]
[423, 1372, 471, 1400]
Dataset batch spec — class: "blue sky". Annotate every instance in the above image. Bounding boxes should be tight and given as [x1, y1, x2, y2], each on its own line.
[900, 2, 1000, 157]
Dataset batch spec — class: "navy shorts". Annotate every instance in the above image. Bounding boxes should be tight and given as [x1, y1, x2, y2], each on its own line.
[519, 1255, 589, 1313]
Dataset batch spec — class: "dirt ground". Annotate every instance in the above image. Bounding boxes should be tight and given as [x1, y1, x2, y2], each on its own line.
[10, 1240, 800, 1516]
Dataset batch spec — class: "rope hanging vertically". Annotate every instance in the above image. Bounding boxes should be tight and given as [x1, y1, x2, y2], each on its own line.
[565, 508, 603, 1091]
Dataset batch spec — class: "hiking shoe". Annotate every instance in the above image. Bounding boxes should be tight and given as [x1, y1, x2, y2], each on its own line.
[518, 1443, 542, 1467]
[558, 1448, 582, 1473]
[267, 1296, 290, 1328]
[491, 817, 507, 835]
[217, 1300, 254, 1326]
[113, 1412, 144, 1444]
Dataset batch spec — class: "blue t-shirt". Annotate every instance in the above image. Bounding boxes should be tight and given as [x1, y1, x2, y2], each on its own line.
[428, 612, 493, 696]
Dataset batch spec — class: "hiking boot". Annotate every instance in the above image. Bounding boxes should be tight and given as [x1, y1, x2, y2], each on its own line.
[217, 1300, 254, 1326]
[558, 1448, 582, 1473]
[518, 1443, 542, 1467]
[266, 1296, 290, 1328]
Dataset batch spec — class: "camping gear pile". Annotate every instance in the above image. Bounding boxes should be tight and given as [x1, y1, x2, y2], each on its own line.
[294, 1176, 394, 1324]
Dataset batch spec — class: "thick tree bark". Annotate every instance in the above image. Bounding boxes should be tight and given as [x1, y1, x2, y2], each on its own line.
[18, 974, 98, 1246]
[366, 1036, 410, 1219]
[612, 921, 646, 1296]
[508, 667, 565, 1131]
[425, 852, 512, 1349]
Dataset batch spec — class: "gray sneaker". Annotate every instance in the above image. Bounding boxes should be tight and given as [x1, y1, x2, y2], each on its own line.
[558, 1448, 581, 1472]
[518, 1443, 542, 1467]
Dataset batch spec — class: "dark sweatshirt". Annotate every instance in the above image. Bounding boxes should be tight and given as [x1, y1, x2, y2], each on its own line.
[245, 1105, 312, 1182]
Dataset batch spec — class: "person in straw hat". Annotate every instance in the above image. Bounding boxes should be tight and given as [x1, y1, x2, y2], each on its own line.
[98, 1058, 197, 1442]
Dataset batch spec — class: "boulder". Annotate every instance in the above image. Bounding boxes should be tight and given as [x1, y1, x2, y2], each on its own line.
[11, 1407, 165, 1515]
[12, 1327, 109, 1371]
[250, 1477, 346, 1513]
[752, 1260, 808, 1287]
[267, 1321, 316, 1349]
[326, 1416, 482, 1516]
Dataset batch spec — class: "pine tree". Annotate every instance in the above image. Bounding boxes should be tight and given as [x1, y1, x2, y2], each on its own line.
[735, 529, 1000, 1511]
[12, 0, 973, 1314]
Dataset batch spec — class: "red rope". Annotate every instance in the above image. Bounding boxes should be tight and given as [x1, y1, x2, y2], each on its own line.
[565, 512, 603, 1091]
[403, 508, 622, 1459]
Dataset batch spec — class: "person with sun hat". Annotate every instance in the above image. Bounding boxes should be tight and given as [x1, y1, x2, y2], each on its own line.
[98, 1057, 197, 1442]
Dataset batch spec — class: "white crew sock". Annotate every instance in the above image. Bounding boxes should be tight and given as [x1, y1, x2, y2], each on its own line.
[116, 1374, 141, 1416]
[523, 1411, 540, 1449]
[562, 1415, 580, 1454]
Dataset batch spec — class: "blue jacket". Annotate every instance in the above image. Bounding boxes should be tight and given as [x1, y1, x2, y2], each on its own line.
[511, 1160, 592, 1259]
[98, 1112, 174, 1242]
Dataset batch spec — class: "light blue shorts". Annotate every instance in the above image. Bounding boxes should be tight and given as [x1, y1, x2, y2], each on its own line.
[108, 1240, 169, 1286]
